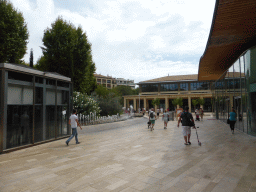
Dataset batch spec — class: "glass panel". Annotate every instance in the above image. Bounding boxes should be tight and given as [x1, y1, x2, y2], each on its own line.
[7, 106, 33, 149]
[46, 105, 55, 140]
[8, 71, 33, 82]
[34, 105, 43, 142]
[46, 89, 55, 140]
[57, 106, 68, 137]
[180, 83, 188, 91]
[160, 84, 178, 91]
[141, 84, 158, 92]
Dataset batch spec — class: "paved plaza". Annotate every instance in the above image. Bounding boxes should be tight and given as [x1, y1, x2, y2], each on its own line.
[1, 116, 256, 192]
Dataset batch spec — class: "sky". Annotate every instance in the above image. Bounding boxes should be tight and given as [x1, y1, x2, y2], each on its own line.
[10, 0, 216, 84]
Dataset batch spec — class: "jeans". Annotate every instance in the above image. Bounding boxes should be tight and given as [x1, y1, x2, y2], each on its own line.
[66, 128, 78, 143]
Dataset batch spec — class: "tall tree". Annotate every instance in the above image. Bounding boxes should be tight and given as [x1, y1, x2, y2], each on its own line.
[40, 18, 96, 94]
[0, 0, 29, 63]
[29, 49, 33, 68]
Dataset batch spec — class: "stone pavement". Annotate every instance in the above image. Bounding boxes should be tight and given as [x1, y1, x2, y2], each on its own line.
[1, 117, 256, 192]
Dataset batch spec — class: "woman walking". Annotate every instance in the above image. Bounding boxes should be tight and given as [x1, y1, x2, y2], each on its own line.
[163, 110, 169, 129]
[229, 108, 237, 134]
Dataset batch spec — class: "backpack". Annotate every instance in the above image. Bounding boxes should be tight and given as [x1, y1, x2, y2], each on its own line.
[182, 112, 194, 126]
[150, 112, 154, 118]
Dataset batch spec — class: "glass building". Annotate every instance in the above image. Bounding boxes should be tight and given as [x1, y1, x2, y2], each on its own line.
[211, 48, 256, 135]
[198, 0, 256, 136]
[0, 63, 72, 153]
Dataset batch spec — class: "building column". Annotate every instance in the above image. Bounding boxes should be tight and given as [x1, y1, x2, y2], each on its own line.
[188, 96, 191, 113]
[144, 98, 146, 110]
[124, 98, 127, 109]
[133, 98, 136, 111]
[200, 97, 204, 109]
[165, 97, 169, 111]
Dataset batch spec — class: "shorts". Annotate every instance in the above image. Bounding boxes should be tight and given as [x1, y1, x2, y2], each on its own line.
[150, 120, 155, 125]
[182, 126, 191, 136]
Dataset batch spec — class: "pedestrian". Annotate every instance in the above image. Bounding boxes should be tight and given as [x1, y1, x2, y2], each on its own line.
[157, 108, 160, 119]
[66, 109, 82, 146]
[200, 108, 204, 121]
[229, 108, 237, 134]
[149, 108, 156, 130]
[163, 110, 169, 129]
[177, 106, 194, 145]
[195, 108, 200, 121]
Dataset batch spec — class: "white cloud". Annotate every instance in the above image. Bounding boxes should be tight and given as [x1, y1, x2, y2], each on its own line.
[10, 0, 215, 83]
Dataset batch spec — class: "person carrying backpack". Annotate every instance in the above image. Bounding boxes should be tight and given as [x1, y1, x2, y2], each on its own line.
[177, 106, 195, 145]
[149, 108, 156, 130]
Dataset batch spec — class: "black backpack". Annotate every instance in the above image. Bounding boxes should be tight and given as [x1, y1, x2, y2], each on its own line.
[150, 112, 154, 118]
[182, 112, 194, 126]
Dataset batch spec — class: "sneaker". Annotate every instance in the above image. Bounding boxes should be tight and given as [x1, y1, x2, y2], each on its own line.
[66, 141, 69, 146]
[76, 142, 81, 144]
[188, 141, 191, 145]
[184, 143, 189, 145]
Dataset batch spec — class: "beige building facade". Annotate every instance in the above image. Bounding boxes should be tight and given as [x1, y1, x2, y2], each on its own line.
[124, 74, 213, 113]
[94, 74, 117, 89]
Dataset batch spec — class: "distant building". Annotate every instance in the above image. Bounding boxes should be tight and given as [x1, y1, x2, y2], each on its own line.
[115, 78, 135, 89]
[94, 74, 117, 89]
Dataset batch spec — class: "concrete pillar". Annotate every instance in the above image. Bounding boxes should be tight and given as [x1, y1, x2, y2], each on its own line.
[144, 98, 146, 110]
[165, 97, 169, 111]
[188, 96, 191, 113]
[200, 97, 204, 109]
[133, 98, 136, 111]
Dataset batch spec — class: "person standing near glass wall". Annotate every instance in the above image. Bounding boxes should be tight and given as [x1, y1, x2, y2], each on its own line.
[229, 108, 237, 134]
[66, 109, 82, 145]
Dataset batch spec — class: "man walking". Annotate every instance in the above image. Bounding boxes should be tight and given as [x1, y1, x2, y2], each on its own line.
[66, 109, 82, 145]
[149, 108, 156, 130]
[177, 106, 194, 145]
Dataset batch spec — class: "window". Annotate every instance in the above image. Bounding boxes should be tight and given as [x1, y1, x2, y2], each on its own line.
[107, 80, 111, 83]
[180, 83, 188, 91]
[160, 84, 178, 91]
[190, 82, 210, 90]
[141, 84, 158, 92]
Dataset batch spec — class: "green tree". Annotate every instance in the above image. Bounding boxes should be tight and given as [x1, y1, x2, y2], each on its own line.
[39, 17, 96, 94]
[152, 98, 160, 108]
[172, 98, 183, 109]
[198, 98, 205, 106]
[0, 0, 29, 63]
[192, 99, 199, 109]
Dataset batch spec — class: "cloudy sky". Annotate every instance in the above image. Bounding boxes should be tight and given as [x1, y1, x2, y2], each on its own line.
[10, 0, 216, 83]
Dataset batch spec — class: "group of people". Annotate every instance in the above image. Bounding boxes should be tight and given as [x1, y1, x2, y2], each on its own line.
[66, 106, 237, 146]
[148, 109, 170, 130]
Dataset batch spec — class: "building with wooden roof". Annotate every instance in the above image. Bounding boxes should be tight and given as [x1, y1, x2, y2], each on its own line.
[198, 0, 256, 135]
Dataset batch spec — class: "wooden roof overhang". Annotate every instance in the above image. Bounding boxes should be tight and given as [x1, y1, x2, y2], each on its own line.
[198, 0, 256, 81]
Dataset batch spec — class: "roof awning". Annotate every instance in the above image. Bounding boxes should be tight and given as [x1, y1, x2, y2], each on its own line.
[198, 0, 256, 81]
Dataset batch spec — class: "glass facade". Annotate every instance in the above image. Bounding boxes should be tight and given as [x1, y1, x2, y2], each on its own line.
[180, 83, 188, 91]
[0, 65, 72, 152]
[141, 84, 158, 92]
[160, 83, 178, 91]
[211, 46, 256, 135]
[190, 82, 210, 90]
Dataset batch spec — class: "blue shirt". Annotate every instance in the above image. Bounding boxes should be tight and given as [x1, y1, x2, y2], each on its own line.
[229, 112, 236, 121]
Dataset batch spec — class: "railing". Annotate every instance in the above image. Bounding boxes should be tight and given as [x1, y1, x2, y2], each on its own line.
[77, 112, 131, 126]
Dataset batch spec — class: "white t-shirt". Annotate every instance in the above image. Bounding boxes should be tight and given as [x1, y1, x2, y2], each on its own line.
[70, 114, 78, 128]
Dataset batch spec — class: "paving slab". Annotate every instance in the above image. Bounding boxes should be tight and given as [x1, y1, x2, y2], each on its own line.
[1, 117, 256, 192]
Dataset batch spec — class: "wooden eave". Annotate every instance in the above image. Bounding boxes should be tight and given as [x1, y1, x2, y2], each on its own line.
[198, 0, 256, 81]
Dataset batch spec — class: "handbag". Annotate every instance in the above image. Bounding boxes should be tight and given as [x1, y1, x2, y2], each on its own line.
[227, 119, 230, 124]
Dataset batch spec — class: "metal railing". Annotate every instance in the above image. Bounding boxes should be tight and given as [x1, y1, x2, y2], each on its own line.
[77, 112, 131, 126]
